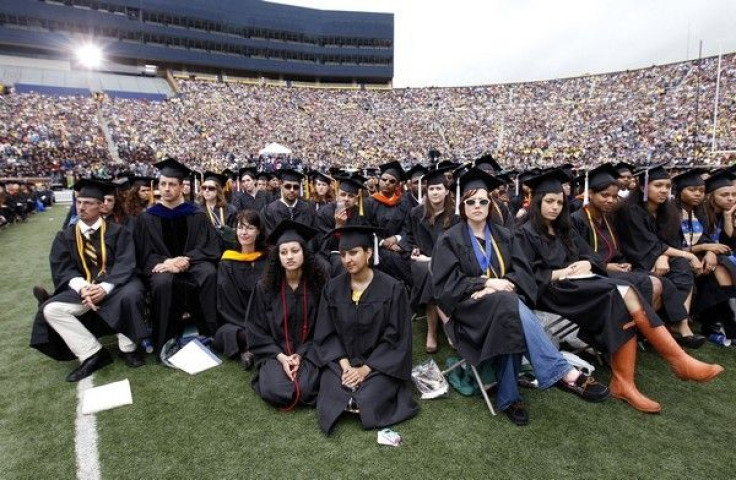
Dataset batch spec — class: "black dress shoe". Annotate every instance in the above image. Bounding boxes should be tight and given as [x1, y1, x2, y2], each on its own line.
[33, 285, 51, 306]
[239, 351, 255, 371]
[120, 350, 145, 368]
[673, 333, 706, 349]
[556, 372, 610, 402]
[66, 348, 113, 382]
[502, 402, 529, 426]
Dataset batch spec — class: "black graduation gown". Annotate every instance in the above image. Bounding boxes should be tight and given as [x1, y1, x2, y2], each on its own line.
[134, 204, 221, 353]
[314, 270, 418, 434]
[246, 282, 321, 408]
[364, 196, 413, 286]
[405, 205, 460, 308]
[614, 203, 693, 323]
[571, 208, 689, 324]
[262, 198, 316, 235]
[202, 203, 238, 254]
[515, 222, 663, 355]
[431, 222, 535, 365]
[232, 190, 269, 213]
[30, 221, 148, 361]
[314, 203, 370, 277]
[212, 254, 267, 357]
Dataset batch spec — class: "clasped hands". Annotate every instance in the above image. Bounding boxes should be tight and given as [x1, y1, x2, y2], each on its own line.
[471, 277, 515, 300]
[380, 236, 402, 252]
[80, 284, 106, 311]
[152, 256, 190, 274]
[277, 353, 302, 381]
[340, 360, 371, 390]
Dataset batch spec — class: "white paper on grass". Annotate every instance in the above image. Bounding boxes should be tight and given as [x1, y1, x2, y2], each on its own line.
[167, 339, 222, 375]
[81, 379, 133, 415]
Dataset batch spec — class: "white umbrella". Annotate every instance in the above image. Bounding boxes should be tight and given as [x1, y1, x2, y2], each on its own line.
[258, 142, 292, 156]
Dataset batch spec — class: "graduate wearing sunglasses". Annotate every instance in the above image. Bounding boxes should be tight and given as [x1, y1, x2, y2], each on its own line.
[432, 168, 609, 426]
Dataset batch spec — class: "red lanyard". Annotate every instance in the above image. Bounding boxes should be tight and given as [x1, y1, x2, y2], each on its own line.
[279, 279, 309, 411]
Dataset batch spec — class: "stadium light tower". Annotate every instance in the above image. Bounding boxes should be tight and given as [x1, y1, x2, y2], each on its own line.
[75, 43, 104, 69]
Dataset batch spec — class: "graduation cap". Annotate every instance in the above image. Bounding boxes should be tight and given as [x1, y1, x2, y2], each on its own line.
[73, 178, 116, 201]
[112, 177, 131, 192]
[428, 148, 441, 161]
[333, 225, 384, 265]
[129, 176, 156, 188]
[636, 164, 670, 202]
[614, 162, 637, 175]
[266, 220, 318, 247]
[337, 174, 366, 195]
[378, 161, 406, 181]
[363, 167, 380, 177]
[155, 158, 192, 181]
[577, 163, 620, 206]
[474, 154, 503, 173]
[222, 169, 238, 181]
[275, 168, 305, 183]
[437, 160, 461, 170]
[705, 169, 736, 194]
[309, 170, 333, 185]
[672, 168, 707, 192]
[418, 167, 453, 202]
[256, 171, 272, 181]
[203, 171, 228, 188]
[329, 166, 346, 176]
[238, 166, 258, 180]
[452, 168, 505, 215]
[406, 164, 428, 180]
[524, 168, 573, 196]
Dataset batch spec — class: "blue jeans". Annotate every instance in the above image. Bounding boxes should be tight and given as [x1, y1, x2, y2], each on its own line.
[494, 300, 572, 411]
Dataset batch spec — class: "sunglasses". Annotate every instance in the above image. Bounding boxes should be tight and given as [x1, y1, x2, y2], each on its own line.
[380, 177, 398, 184]
[282, 184, 300, 191]
[464, 199, 490, 207]
[201, 185, 217, 192]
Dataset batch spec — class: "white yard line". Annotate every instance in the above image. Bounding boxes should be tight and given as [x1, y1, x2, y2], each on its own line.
[75, 376, 101, 480]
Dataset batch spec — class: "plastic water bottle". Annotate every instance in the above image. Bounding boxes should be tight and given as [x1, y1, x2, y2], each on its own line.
[141, 338, 154, 354]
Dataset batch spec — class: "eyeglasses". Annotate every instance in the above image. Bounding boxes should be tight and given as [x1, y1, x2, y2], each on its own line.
[237, 223, 258, 231]
[282, 184, 300, 191]
[464, 199, 490, 207]
[201, 185, 217, 192]
[380, 177, 398, 184]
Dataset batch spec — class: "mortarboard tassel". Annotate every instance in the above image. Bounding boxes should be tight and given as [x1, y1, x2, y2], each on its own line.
[418, 177, 423, 203]
[148, 180, 155, 206]
[643, 169, 650, 202]
[455, 180, 461, 215]
[304, 179, 310, 200]
[373, 233, 380, 265]
[515, 175, 520, 197]
[583, 169, 590, 206]
[359, 190, 364, 216]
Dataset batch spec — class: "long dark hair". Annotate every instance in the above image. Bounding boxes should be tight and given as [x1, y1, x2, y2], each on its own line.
[527, 191, 577, 258]
[260, 241, 327, 294]
[422, 183, 455, 228]
[624, 187, 681, 245]
[458, 189, 504, 226]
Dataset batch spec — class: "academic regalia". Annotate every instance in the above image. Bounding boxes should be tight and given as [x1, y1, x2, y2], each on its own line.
[364, 196, 413, 286]
[314, 270, 418, 434]
[246, 281, 321, 407]
[405, 204, 460, 308]
[231, 190, 269, 213]
[212, 251, 267, 357]
[262, 198, 316, 236]
[515, 222, 663, 355]
[432, 221, 537, 365]
[30, 220, 148, 360]
[203, 203, 238, 253]
[314, 203, 370, 277]
[571, 207, 689, 323]
[134, 202, 220, 353]
[614, 202, 694, 323]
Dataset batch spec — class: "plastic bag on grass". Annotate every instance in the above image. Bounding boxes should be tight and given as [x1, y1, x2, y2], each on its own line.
[411, 358, 449, 399]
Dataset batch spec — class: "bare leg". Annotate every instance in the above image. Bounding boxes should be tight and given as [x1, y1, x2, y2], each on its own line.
[649, 276, 663, 311]
[426, 304, 439, 353]
[714, 265, 734, 286]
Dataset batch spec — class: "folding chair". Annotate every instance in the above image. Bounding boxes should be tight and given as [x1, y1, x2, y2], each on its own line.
[535, 310, 605, 365]
[439, 315, 496, 415]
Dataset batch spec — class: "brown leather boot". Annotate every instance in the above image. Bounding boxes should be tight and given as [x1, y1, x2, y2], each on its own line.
[609, 337, 662, 413]
[630, 310, 724, 383]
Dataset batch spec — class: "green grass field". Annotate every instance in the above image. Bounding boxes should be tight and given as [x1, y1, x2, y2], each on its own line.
[2, 207, 735, 479]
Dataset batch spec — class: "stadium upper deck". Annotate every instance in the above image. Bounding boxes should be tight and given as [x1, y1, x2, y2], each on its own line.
[0, 0, 394, 84]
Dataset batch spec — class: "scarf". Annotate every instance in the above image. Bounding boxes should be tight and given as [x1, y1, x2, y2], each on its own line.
[221, 250, 264, 262]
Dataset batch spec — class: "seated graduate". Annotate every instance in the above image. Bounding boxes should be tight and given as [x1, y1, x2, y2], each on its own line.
[196, 171, 238, 253]
[306, 170, 335, 213]
[405, 166, 460, 353]
[314, 174, 370, 277]
[570, 164, 690, 332]
[232, 167, 269, 213]
[246, 220, 326, 409]
[432, 168, 608, 426]
[212, 209, 267, 370]
[262, 169, 316, 236]
[677, 169, 736, 339]
[314, 225, 419, 434]
[134, 158, 221, 354]
[614, 165, 706, 348]
[515, 168, 723, 414]
[30, 179, 147, 382]
[402, 164, 427, 211]
[364, 161, 414, 287]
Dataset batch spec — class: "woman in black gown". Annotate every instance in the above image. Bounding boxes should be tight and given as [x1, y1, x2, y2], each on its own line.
[405, 167, 459, 353]
[314, 225, 419, 434]
[516, 168, 723, 414]
[246, 220, 326, 409]
[432, 168, 609, 425]
[212, 209, 267, 369]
